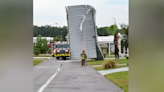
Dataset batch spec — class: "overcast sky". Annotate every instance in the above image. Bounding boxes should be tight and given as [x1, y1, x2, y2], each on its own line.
[34, 0, 128, 28]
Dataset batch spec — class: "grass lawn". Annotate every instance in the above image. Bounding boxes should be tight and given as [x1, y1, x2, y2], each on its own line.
[119, 59, 129, 64]
[87, 60, 105, 65]
[87, 59, 128, 65]
[33, 54, 52, 57]
[94, 65, 128, 71]
[105, 71, 129, 92]
[33, 59, 46, 66]
[105, 55, 115, 58]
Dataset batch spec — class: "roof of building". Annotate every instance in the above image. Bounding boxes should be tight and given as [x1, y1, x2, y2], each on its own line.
[97, 35, 114, 42]
[33, 37, 53, 43]
[97, 33, 122, 43]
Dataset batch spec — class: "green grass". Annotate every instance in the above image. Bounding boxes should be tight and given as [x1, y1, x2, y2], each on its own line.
[33, 59, 46, 66]
[94, 65, 128, 71]
[33, 54, 52, 57]
[105, 55, 115, 58]
[105, 71, 129, 92]
[119, 59, 129, 64]
[87, 60, 105, 65]
[87, 59, 128, 65]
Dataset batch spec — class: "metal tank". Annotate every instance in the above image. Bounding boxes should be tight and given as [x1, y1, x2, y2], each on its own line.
[65, 5, 104, 60]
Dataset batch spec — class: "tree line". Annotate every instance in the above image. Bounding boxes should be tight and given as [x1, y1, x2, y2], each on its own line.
[33, 25, 68, 41]
[33, 25, 112, 41]
[33, 24, 128, 43]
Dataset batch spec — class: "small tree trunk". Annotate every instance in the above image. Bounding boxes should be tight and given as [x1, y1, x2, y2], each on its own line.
[114, 32, 119, 62]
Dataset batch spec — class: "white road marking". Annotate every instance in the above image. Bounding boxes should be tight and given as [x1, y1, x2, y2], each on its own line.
[37, 63, 64, 92]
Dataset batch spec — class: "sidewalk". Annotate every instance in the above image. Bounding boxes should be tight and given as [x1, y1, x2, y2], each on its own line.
[98, 67, 129, 75]
[44, 61, 122, 92]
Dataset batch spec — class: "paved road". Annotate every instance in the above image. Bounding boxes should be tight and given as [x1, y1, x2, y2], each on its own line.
[33, 57, 122, 92]
[33, 57, 65, 92]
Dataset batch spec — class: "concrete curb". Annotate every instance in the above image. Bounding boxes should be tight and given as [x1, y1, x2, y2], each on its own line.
[33, 57, 51, 59]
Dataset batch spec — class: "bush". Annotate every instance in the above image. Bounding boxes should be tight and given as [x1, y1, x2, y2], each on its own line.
[48, 48, 52, 54]
[34, 48, 40, 55]
[103, 59, 116, 69]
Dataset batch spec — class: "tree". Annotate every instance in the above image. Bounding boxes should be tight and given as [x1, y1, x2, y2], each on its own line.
[106, 24, 119, 61]
[34, 34, 48, 55]
[119, 23, 129, 53]
[53, 37, 61, 41]
[34, 25, 114, 38]
[41, 37, 48, 54]
[35, 34, 42, 49]
[97, 27, 109, 36]
[106, 25, 118, 35]
[33, 25, 68, 41]
[34, 48, 40, 55]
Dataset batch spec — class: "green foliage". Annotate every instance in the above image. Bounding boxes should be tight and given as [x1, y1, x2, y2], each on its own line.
[41, 38, 48, 54]
[106, 25, 118, 35]
[102, 59, 116, 69]
[119, 23, 129, 48]
[97, 27, 109, 36]
[48, 48, 52, 54]
[53, 37, 61, 41]
[34, 25, 112, 38]
[34, 48, 40, 55]
[33, 25, 68, 41]
[34, 34, 48, 54]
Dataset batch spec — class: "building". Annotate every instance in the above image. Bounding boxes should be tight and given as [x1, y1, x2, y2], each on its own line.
[97, 33, 128, 57]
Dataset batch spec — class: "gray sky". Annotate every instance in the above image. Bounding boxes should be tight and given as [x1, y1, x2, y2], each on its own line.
[34, 0, 128, 28]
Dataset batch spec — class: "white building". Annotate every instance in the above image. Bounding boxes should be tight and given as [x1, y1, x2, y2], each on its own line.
[33, 37, 54, 44]
[97, 33, 128, 57]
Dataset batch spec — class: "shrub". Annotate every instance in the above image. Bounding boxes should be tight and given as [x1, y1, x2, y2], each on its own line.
[102, 59, 116, 69]
[103, 62, 109, 69]
[48, 48, 52, 54]
[34, 48, 40, 55]
[110, 59, 116, 68]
